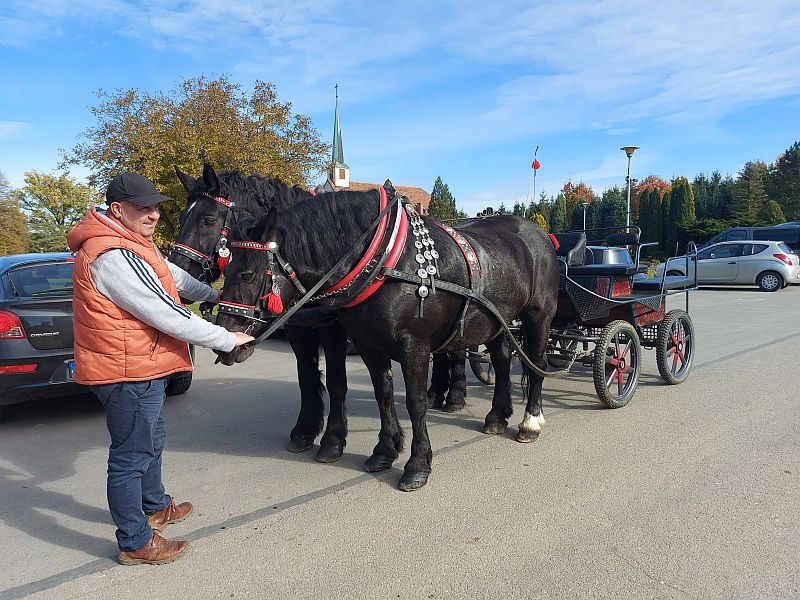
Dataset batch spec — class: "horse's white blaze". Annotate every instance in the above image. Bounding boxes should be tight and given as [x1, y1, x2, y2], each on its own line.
[519, 411, 545, 433]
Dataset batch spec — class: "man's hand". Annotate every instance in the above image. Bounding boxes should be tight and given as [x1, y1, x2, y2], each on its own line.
[216, 289, 223, 303]
[232, 332, 255, 347]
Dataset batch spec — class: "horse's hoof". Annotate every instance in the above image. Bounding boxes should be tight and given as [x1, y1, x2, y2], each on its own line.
[482, 421, 507, 435]
[287, 437, 314, 453]
[516, 429, 541, 443]
[364, 454, 394, 472]
[398, 471, 429, 491]
[441, 402, 466, 413]
[316, 445, 344, 463]
[427, 392, 445, 409]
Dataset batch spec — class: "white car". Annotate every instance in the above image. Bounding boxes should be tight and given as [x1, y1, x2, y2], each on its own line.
[655, 240, 800, 292]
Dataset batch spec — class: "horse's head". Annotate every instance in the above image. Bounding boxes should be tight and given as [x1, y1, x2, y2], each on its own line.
[169, 163, 236, 283]
[214, 208, 300, 365]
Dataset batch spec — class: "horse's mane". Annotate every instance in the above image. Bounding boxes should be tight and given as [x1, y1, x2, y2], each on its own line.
[247, 188, 383, 273]
[214, 170, 312, 215]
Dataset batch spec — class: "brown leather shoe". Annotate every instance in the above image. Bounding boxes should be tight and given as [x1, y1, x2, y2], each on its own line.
[118, 533, 188, 565]
[147, 500, 193, 532]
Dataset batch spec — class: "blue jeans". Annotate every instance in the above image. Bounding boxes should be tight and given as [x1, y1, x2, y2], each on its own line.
[92, 378, 171, 551]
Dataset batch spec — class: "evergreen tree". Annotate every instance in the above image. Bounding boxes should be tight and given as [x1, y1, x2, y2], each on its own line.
[648, 189, 663, 246]
[549, 194, 567, 232]
[670, 176, 696, 228]
[428, 176, 459, 221]
[757, 200, 786, 225]
[497, 202, 508, 215]
[661, 190, 672, 252]
[767, 141, 800, 220]
[637, 188, 650, 242]
[731, 161, 768, 223]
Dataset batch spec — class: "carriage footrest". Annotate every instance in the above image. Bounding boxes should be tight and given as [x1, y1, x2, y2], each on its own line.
[632, 276, 695, 292]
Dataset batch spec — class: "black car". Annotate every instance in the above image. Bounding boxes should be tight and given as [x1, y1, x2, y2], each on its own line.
[0, 253, 193, 421]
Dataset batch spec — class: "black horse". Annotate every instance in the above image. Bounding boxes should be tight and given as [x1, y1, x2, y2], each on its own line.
[168, 165, 466, 464]
[215, 186, 559, 490]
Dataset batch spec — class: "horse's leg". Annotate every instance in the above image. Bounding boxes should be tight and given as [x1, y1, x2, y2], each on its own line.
[284, 325, 325, 453]
[360, 351, 404, 473]
[516, 315, 551, 443]
[442, 350, 467, 412]
[399, 344, 434, 491]
[482, 336, 514, 435]
[316, 321, 349, 463]
[426, 353, 448, 409]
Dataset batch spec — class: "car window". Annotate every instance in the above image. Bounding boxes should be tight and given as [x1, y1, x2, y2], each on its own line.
[699, 244, 742, 260]
[744, 244, 769, 255]
[727, 230, 747, 241]
[777, 242, 794, 254]
[8, 262, 74, 297]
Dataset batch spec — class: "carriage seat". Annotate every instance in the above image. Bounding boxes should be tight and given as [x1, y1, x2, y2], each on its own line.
[567, 263, 642, 277]
[551, 232, 586, 267]
[632, 275, 696, 292]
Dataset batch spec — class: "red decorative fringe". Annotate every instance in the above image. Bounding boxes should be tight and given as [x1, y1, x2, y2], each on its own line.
[262, 291, 283, 313]
[548, 233, 560, 250]
[217, 256, 230, 274]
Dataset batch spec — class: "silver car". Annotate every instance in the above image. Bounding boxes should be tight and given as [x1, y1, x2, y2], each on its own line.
[655, 240, 800, 292]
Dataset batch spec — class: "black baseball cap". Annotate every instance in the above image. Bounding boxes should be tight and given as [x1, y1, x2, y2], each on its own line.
[106, 173, 169, 207]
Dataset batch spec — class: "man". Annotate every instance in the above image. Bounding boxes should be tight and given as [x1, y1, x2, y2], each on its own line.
[67, 172, 254, 565]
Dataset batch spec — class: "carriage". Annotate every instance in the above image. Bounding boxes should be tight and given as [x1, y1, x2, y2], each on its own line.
[468, 227, 698, 408]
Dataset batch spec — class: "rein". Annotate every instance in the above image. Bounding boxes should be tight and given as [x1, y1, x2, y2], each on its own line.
[172, 192, 237, 281]
[223, 188, 405, 347]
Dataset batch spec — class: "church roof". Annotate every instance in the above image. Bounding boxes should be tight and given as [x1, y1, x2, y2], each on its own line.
[326, 180, 431, 215]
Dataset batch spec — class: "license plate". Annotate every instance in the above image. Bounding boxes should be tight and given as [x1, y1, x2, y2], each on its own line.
[67, 360, 75, 380]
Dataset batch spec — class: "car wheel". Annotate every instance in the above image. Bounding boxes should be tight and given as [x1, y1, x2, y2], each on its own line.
[756, 271, 783, 292]
[166, 372, 192, 396]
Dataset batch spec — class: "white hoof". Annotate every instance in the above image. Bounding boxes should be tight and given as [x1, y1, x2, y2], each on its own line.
[519, 411, 545, 435]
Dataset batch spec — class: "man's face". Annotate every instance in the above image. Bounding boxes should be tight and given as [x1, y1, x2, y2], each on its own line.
[109, 201, 160, 239]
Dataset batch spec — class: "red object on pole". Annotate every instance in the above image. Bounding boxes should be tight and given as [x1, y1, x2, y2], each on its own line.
[532, 159, 541, 170]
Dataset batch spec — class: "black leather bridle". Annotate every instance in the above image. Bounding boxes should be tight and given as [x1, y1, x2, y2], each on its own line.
[172, 192, 237, 282]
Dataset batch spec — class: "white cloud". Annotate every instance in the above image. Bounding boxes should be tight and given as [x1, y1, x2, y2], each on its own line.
[0, 121, 30, 138]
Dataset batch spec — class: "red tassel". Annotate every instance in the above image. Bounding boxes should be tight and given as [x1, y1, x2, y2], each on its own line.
[217, 255, 230, 274]
[262, 291, 283, 313]
[548, 233, 560, 250]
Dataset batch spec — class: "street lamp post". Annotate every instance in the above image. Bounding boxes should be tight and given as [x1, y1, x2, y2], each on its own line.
[620, 146, 639, 228]
[582, 201, 589, 231]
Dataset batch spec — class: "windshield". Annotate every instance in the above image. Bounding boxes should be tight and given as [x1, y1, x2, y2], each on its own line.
[8, 261, 74, 297]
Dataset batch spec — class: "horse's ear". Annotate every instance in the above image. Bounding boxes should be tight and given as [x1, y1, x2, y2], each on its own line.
[258, 207, 279, 243]
[175, 167, 196, 194]
[202, 163, 220, 194]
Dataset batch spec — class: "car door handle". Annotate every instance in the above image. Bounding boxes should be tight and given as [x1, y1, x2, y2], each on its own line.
[727, 261, 736, 264]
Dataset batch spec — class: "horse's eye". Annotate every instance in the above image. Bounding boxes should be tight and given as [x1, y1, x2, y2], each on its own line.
[203, 217, 217, 226]
[240, 271, 255, 283]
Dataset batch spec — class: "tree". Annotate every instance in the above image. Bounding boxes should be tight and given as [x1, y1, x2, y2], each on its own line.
[731, 161, 768, 223]
[562, 181, 595, 226]
[670, 176, 696, 228]
[63, 75, 329, 242]
[757, 200, 786, 225]
[17, 171, 100, 252]
[767, 141, 800, 220]
[637, 188, 651, 242]
[661, 190, 671, 252]
[428, 176, 460, 221]
[530, 212, 547, 230]
[0, 169, 29, 255]
[549, 194, 567, 233]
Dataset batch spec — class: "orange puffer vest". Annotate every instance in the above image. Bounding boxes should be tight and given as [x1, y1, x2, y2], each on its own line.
[67, 208, 192, 385]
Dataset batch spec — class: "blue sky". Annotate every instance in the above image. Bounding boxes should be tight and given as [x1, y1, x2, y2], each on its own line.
[2, 0, 799, 216]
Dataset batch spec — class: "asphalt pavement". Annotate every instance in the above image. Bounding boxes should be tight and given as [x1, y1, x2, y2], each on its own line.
[0, 286, 798, 599]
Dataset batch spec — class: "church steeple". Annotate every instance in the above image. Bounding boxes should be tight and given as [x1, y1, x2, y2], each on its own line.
[330, 84, 350, 188]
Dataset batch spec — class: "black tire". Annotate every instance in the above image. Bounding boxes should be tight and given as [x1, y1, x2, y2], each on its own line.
[592, 320, 641, 408]
[666, 270, 683, 276]
[756, 270, 783, 292]
[166, 373, 192, 396]
[656, 309, 694, 385]
[468, 345, 495, 385]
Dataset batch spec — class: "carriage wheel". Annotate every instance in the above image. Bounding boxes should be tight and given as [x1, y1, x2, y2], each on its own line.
[656, 310, 694, 385]
[592, 320, 641, 408]
[468, 345, 495, 385]
[547, 336, 578, 368]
